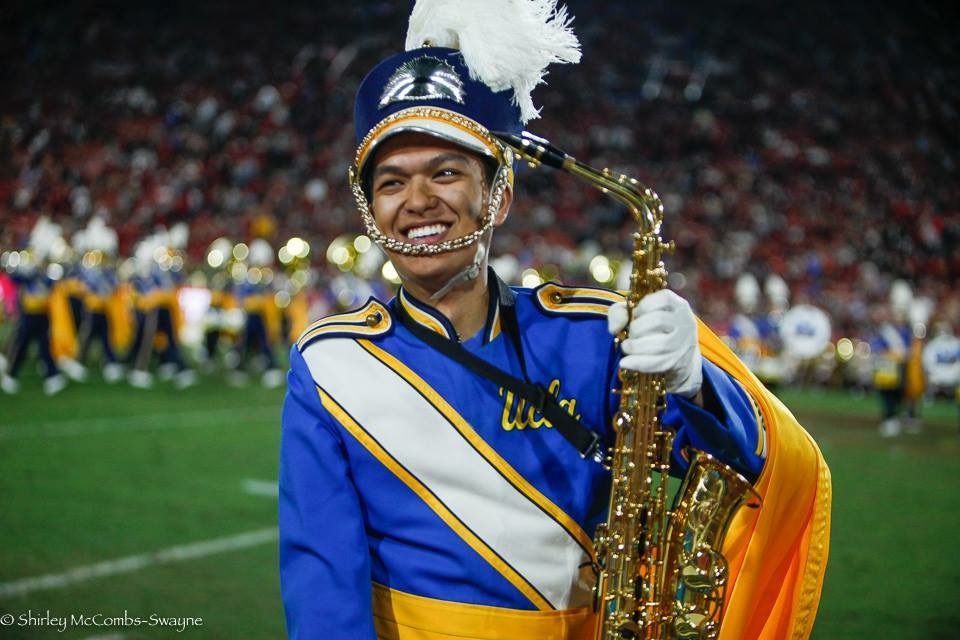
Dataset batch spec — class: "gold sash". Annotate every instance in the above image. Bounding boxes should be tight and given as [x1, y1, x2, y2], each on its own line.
[372, 583, 597, 640]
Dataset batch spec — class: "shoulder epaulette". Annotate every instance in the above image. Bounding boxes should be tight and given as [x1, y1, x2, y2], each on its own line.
[297, 299, 392, 351]
[533, 282, 624, 317]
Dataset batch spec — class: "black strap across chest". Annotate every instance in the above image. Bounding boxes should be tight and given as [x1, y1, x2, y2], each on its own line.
[392, 277, 602, 462]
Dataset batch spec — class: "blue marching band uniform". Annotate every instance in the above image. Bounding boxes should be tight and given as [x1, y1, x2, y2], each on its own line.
[76, 259, 124, 381]
[278, 1, 832, 638]
[280, 277, 767, 638]
[126, 264, 194, 388]
[871, 319, 923, 436]
[2, 266, 66, 395]
[1, 227, 303, 393]
[229, 277, 285, 387]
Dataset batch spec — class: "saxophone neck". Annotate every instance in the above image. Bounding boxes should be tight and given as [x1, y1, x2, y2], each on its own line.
[492, 130, 571, 170]
[492, 130, 663, 234]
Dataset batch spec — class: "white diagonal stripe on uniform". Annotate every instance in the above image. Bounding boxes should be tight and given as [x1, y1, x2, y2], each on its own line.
[302, 338, 589, 610]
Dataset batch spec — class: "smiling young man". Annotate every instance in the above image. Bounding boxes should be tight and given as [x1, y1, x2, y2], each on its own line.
[368, 133, 512, 339]
[279, 3, 830, 640]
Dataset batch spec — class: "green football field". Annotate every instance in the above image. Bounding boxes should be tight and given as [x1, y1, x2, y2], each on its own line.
[0, 367, 958, 639]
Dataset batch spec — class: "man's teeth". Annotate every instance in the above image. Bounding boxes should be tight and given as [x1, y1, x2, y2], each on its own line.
[407, 224, 448, 240]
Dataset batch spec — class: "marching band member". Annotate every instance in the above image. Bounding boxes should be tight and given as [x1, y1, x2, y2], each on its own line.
[228, 238, 284, 388]
[75, 217, 125, 382]
[922, 321, 960, 400]
[873, 280, 925, 437]
[728, 273, 784, 385]
[199, 238, 239, 373]
[279, 2, 830, 639]
[1, 217, 69, 395]
[126, 228, 196, 390]
[274, 240, 313, 351]
[126, 234, 162, 389]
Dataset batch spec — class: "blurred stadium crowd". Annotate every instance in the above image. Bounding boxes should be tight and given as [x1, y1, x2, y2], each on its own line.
[1, 1, 957, 417]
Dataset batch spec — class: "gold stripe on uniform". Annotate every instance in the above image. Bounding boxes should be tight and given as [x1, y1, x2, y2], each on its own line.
[537, 284, 623, 315]
[488, 302, 502, 342]
[296, 301, 390, 349]
[372, 582, 597, 640]
[398, 290, 451, 338]
[317, 388, 553, 611]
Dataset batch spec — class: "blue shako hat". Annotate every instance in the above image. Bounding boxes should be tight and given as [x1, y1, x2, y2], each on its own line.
[347, 0, 581, 258]
[351, 0, 581, 180]
[353, 47, 522, 180]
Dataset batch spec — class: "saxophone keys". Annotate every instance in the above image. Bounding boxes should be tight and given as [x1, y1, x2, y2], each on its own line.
[673, 612, 719, 640]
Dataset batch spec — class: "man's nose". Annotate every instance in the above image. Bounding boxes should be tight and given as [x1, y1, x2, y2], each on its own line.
[404, 177, 437, 213]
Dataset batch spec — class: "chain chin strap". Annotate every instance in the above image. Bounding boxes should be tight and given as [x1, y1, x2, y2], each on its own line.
[349, 152, 512, 257]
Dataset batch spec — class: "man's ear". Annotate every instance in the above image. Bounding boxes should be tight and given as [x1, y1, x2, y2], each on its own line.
[494, 183, 513, 227]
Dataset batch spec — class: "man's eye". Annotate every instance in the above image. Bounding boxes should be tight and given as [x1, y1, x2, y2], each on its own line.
[434, 168, 460, 179]
[375, 179, 402, 192]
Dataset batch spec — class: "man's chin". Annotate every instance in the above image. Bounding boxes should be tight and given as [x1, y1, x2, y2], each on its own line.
[394, 255, 478, 293]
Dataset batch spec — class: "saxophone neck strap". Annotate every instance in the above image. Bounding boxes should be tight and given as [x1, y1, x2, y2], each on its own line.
[393, 272, 603, 463]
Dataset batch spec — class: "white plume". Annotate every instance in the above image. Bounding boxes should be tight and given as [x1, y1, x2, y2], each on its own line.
[168, 222, 190, 251]
[734, 273, 760, 311]
[85, 216, 119, 255]
[889, 279, 913, 312]
[28, 216, 63, 261]
[405, 0, 581, 123]
[248, 238, 275, 267]
[73, 229, 89, 253]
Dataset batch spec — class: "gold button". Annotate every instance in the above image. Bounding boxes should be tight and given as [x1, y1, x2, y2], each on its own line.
[365, 312, 381, 327]
[550, 292, 563, 304]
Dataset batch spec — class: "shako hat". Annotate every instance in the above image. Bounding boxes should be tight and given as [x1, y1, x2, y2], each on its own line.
[349, 0, 581, 257]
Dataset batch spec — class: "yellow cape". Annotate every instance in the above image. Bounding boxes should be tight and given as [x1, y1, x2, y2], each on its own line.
[48, 282, 78, 361]
[698, 320, 831, 640]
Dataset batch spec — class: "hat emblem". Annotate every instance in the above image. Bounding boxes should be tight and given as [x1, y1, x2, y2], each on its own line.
[378, 56, 466, 109]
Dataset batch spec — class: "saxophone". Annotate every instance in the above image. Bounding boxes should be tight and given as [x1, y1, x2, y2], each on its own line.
[493, 132, 760, 640]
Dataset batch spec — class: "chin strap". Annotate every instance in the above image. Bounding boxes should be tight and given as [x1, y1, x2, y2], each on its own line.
[430, 242, 486, 301]
[349, 149, 512, 258]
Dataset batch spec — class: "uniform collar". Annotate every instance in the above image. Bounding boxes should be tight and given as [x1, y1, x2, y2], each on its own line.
[394, 268, 512, 345]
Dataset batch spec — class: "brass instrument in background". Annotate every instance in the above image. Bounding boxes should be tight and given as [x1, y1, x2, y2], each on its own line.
[493, 132, 759, 640]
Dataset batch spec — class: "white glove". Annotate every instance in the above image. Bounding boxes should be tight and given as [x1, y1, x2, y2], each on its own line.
[607, 289, 703, 398]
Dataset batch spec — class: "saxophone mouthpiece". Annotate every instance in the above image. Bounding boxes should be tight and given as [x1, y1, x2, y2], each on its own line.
[492, 131, 570, 169]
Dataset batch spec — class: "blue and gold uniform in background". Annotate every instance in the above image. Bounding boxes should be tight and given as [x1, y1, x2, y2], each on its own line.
[126, 270, 160, 371]
[232, 279, 281, 374]
[280, 276, 768, 639]
[77, 262, 121, 370]
[4, 268, 66, 391]
[127, 267, 188, 378]
[871, 321, 924, 435]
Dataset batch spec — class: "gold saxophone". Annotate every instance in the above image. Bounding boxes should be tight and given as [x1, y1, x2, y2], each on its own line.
[493, 132, 760, 640]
